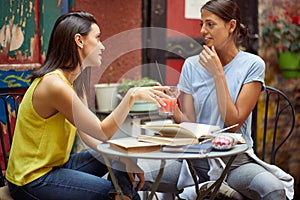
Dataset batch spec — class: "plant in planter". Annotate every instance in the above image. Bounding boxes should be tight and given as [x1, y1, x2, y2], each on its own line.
[117, 77, 159, 112]
[262, 2, 300, 78]
[117, 77, 158, 96]
[94, 65, 120, 112]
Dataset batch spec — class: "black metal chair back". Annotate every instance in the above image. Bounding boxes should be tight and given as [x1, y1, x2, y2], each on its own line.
[0, 93, 24, 186]
[252, 86, 296, 165]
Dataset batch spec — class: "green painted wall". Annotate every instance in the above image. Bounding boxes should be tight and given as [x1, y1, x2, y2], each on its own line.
[0, 0, 37, 62]
[39, 0, 61, 59]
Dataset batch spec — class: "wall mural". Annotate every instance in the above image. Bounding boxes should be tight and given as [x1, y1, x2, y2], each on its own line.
[0, 0, 40, 89]
[0, 0, 39, 63]
[0, 67, 35, 88]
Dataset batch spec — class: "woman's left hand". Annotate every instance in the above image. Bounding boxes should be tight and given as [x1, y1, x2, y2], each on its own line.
[172, 103, 183, 123]
[199, 45, 223, 76]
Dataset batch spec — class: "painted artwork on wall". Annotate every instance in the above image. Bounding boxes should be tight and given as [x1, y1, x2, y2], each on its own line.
[0, 0, 40, 63]
[0, 0, 72, 89]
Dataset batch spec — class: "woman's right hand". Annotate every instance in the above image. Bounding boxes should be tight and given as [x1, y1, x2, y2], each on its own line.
[120, 157, 145, 191]
[128, 86, 170, 108]
[199, 45, 223, 76]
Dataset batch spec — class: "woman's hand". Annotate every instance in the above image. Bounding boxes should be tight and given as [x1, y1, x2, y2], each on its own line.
[199, 45, 223, 76]
[172, 93, 196, 123]
[172, 103, 183, 123]
[129, 86, 170, 108]
[120, 157, 145, 191]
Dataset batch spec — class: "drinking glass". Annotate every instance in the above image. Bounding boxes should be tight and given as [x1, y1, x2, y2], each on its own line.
[159, 86, 180, 116]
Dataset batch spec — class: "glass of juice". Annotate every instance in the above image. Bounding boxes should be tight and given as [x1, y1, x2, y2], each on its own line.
[159, 86, 179, 116]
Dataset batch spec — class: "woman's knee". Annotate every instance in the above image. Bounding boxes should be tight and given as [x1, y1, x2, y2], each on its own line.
[248, 171, 285, 199]
[227, 163, 286, 199]
[241, 176, 286, 199]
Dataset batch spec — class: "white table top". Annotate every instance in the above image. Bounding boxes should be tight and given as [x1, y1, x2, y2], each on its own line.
[97, 143, 249, 160]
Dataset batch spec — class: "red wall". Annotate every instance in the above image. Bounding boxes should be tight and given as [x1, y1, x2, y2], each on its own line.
[75, 0, 142, 84]
[167, 0, 201, 38]
[75, 0, 202, 87]
[166, 0, 202, 86]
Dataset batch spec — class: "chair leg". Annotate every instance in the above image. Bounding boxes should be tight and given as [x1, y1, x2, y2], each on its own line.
[0, 168, 5, 187]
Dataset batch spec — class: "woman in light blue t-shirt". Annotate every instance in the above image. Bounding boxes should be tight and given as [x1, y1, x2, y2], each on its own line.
[173, 0, 293, 199]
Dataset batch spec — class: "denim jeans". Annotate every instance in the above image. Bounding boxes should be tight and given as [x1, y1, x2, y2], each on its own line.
[191, 153, 286, 200]
[8, 150, 140, 200]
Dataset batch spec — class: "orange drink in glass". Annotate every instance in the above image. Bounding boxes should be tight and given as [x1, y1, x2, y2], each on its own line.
[159, 86, 179, 116]
[159, 97, 177, 116]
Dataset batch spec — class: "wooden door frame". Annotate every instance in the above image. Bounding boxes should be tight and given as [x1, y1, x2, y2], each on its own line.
[141, 0, 166, 82]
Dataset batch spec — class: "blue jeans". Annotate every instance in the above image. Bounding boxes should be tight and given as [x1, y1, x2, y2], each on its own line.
[8, 150, 140, 200]
[191, 153, 286, 200]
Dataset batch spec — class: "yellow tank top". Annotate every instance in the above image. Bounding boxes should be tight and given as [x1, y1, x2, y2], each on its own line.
[6, 70, 77, 186]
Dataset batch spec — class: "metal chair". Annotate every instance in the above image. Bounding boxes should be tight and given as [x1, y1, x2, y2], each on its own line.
[251, 85, 296, 164]
[0, 93, 24, 186]
[184, 85, 296, 200]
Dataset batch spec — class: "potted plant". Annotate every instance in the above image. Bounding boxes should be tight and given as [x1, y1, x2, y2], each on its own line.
[117, 77, 159, 112]
[262, 3, 300, 78]
[94, 65, 120, 112]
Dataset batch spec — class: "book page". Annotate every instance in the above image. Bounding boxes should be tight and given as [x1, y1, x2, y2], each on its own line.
[140, 124, 195, 138]
[179, 122, 220, 138]
[137, 135, 199, 146]
[140, 123, 220, 139]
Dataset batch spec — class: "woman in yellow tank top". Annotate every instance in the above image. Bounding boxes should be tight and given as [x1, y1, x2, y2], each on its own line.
[6, 11, 170, 200]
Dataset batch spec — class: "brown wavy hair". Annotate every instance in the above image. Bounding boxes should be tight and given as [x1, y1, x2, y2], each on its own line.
[201, 0, 248, 46]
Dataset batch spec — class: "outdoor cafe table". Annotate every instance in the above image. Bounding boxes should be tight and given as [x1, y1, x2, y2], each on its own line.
[97, 142, 248, 200]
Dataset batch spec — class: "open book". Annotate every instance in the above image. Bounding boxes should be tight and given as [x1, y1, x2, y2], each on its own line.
[107, 137, 161, 153]
[140, 122, 221, 139]
[139, 122, 245, 146]
[137, 134, 199, 146]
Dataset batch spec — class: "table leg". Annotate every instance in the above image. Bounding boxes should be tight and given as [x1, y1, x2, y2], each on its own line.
[147, 159, 166, 200]
[186, 154, 237, 200]
[186, 159, 200, 197]
[102, 155, 125, 200]
[207, 155, 237, 200]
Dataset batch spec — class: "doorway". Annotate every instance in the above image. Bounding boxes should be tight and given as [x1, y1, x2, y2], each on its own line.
[142, 0, 259, 85]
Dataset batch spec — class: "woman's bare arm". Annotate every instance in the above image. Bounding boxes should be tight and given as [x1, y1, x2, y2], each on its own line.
[173, 93, 196, 123]
[33, 74, 169, 142]
[199, 45, 262, 131]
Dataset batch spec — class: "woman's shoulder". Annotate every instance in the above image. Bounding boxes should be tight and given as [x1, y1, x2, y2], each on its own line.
[183, 55, 201, 70]
[185, 55, 199, 63]
[40, 72, 72, 95]
[238, 51, 265, 64]
[30, 71, 75, 118]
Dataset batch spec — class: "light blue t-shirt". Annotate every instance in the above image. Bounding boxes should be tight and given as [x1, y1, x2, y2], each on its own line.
[177, 51, 265, 147]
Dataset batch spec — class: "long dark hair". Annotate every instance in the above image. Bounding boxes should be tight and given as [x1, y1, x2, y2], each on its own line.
[30, 11, 98, 81]
[201, 0, 248, 45]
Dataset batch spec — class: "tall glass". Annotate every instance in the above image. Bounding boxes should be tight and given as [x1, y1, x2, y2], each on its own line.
[159, 86, 180, 116]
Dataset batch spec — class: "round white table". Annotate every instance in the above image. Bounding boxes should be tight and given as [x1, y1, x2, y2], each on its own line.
[97, 142, 248, 200]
